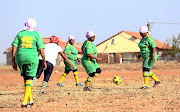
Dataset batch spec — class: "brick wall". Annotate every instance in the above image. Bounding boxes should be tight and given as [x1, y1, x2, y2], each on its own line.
[97, 53, 108, 64]
[116, 53, 121, 63]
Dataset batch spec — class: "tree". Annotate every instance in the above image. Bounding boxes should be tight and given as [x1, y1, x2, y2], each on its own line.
[164, 34, 180, 57]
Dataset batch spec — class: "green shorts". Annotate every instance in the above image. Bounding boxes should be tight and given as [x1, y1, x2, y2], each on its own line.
[82, 58, 100, 74]
[143, 57, 155, 69]
[64, 60, 77, 71]
[17, 62, 39, 77]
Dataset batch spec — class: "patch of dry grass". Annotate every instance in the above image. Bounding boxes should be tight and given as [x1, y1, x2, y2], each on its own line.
[0, 62, 180, 111]
[0, 74, 179, 111]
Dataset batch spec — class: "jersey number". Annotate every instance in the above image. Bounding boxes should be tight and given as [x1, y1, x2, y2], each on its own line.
[21, 36, 33, 48]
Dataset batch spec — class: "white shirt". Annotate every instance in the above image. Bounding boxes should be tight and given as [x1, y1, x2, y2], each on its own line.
[39, 43, 63, 66]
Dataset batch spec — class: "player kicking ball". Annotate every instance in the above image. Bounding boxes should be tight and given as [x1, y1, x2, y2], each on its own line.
[12, 18, 46, 108]
[32, 35, 73, 94]
[57, 35, 84, 87]
[138, 26, 161, 89]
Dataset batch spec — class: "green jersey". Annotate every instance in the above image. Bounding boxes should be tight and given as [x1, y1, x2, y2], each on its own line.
[64, 43, 78, 61]
[138, 34, 158, 60]
[82, 40, 97, 61]
[12, 30, 45, 64]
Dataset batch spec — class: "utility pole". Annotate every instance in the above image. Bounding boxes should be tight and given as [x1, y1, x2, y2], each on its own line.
[147, 20, 151, 32]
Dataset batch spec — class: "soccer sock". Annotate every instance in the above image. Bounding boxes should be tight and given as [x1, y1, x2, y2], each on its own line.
[32, 77, 38, 87]
[85, 76, 93, 87]
[29, 80, 33, 102]
[74, 71, 79, 84]
[24, 80, 33, 102]
[58, 73, 67, 83]
[149, 71, 159, 82]
[93, 73, 99, 79]
[40, 81, 48, 93]
[143, 72, 149, 87]
[23, 80, 33, 104]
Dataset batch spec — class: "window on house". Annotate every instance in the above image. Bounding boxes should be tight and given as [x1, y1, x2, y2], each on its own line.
[129, 37, 136, 41]
[109, 53, 116, 63]
[111, 38, 115, 45]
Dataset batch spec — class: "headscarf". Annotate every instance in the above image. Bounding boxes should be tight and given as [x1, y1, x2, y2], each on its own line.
[50, 35, 59, 43]
[86, 31, 95, 38]
[139, 26, 151, 35]
[66, 35, 75, 44]
[24, 18, 38, 32]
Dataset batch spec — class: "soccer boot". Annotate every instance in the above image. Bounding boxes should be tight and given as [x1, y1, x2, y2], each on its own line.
[153, 80, 161, 88]
[27, 101, 34, 107]
[140, 84, 149, 89]
[83, 86, 91, 91]
[57, 83, 64, 87]
[21, 102, 27, 108]
[76, 83, 84, 86]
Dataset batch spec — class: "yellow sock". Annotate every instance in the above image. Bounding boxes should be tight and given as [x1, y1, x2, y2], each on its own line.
[29, 90, 33, 102]
[24, 80, 33, 102]
[149, 71, 159, 82]
[143, 72, 149, 87]
[93, 73, 99, 79]
[74, 71, 79, 84]
[23, 80, 33, 104]
[29, 80, 33, 102]
[85, 77, 93, 87]
[58, 73, 67, 83]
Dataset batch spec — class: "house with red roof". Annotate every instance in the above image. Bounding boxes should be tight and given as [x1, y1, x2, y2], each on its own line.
[3, 37, 83, 65]
[96, 31, 171, 64]
[42, 38, 82, 53]
[42, 38, 83, 65]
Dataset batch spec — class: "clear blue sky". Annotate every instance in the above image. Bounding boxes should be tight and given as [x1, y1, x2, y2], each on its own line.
[0, 0, 180, 64]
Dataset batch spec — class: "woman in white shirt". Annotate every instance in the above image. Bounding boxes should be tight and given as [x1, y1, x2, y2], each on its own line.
[32, 35, 73, 94]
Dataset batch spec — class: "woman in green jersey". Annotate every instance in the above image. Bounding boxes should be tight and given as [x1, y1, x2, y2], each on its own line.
[138, 26, 161, 89]
[81, 31, 102, 91]
[57, 35, 83, 87]
[12, 18, 46, 107]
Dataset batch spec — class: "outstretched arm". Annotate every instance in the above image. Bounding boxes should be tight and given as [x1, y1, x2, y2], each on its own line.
[58, 52, 74, 69]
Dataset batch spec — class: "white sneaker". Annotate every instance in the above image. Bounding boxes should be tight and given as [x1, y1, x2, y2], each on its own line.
[21, 102, 27, 108]
[140, 84, 149, 89]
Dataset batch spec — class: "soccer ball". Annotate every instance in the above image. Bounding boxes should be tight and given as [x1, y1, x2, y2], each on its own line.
[113, 76, 122, 85]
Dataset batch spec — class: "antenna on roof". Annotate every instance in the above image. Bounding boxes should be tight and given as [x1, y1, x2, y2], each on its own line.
[147, 20, 180, 32]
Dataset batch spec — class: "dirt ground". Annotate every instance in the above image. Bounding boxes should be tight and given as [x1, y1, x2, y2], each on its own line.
[0, 62, 180, 112]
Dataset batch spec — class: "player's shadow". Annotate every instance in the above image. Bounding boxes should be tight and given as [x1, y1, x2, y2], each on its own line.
[0, 93, 14, 95]
[91, 87, 102, 89]
[115, 87, 142, 90]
